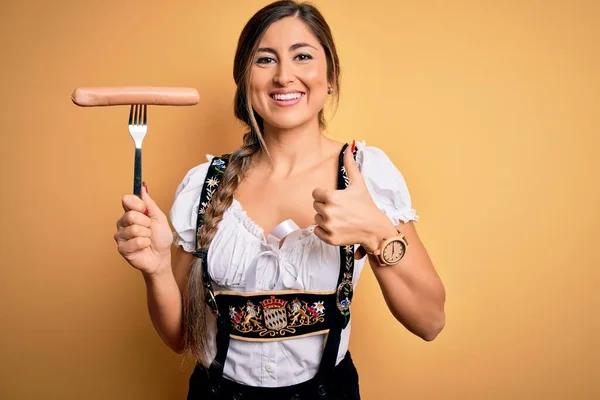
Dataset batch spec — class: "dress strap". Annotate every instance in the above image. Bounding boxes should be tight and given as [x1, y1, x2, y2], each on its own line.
[192, 154, 230, 317]
[334, 142, 358, 329]
[191, 155, 232, 396]
[193, 154, 230, 252]
[312, 142, 359, 396]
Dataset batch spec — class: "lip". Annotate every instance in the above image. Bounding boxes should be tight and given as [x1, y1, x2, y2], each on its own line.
[269, 89, 305, 95]
[269, 90, 305, 107]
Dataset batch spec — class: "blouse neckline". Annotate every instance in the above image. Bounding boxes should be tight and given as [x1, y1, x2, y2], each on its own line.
[229, 197, 317, 247]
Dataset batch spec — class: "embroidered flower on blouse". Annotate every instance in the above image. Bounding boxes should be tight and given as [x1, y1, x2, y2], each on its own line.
[339, 298, 350, 308]
[344, 245, 352, 254]
[313, 301, 325, 314]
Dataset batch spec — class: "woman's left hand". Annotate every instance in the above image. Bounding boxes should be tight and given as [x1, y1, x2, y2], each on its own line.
[312, 144, 393, 249]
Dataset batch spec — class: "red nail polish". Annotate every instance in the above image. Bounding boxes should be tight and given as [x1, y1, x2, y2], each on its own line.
[144, 209, 149, 216]
[142, 181, 148, 194]
[351, 140, 355, 153]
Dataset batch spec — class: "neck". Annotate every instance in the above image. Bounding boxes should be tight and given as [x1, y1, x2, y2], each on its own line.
[258, 118, 329, 176]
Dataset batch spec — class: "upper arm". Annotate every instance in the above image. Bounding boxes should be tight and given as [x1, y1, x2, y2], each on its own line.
[172, 246, 195, 294]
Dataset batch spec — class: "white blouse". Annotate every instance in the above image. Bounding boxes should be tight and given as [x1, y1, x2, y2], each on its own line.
[169, 141, 418, 387]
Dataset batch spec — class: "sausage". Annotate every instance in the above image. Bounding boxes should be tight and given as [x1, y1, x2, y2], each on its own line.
[71, 86, 200, 106]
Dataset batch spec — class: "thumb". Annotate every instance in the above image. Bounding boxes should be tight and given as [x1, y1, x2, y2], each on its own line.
[343, 141, 364, 187]
[141, 182, 165, 220]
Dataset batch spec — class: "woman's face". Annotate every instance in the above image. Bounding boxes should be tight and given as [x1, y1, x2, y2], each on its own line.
[249, 16, 329, 131]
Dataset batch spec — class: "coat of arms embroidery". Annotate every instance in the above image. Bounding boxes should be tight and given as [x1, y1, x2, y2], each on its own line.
[229, 295, 326, 338]
[262, 296, 288, 330]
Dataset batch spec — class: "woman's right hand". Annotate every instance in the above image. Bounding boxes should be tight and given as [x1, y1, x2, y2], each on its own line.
[114, 183, 174, 277]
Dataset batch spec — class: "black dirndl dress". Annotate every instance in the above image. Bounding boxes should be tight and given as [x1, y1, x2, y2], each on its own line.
[187, 143, 361, 400]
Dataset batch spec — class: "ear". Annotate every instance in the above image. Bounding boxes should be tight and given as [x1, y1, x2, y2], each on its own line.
[327, 80, 335, 95]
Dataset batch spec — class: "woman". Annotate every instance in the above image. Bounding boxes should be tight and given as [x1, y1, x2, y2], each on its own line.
[114, 1, 446, 399]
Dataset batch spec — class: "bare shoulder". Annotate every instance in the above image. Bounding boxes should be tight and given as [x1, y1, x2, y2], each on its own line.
[321, 137, 348, 162]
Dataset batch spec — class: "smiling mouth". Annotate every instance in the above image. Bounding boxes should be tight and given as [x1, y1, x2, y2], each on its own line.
[270, 92, 305, 101]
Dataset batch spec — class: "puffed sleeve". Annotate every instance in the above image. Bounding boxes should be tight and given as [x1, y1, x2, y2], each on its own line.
[169, 154, 214, 252]
[356, 141, 419, 224]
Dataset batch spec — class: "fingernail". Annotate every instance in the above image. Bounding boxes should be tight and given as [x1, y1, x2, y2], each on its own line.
[142, 181, 148, 194]
[351, 140, 355, 153]
[144, 209, 149, 216]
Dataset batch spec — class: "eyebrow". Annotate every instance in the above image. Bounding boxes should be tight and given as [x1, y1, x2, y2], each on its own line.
[256, 42, 317, 54]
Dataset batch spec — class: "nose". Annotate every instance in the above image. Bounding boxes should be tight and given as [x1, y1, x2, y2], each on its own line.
[273, 58, 295, 86]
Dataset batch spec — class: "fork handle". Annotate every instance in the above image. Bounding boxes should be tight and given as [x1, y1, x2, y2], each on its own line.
[134, 147, 142, 197]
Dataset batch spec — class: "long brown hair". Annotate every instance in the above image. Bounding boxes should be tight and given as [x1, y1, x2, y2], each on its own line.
[181, 0, 341, 367]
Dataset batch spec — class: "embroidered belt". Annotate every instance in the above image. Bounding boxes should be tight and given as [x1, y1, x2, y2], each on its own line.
[215, 290, 338, 341]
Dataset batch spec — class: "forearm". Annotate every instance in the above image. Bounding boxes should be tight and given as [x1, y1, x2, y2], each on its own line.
[142, 262, 185, 353]
[363, 218, 446, 341]
[370, 253, 445, 340]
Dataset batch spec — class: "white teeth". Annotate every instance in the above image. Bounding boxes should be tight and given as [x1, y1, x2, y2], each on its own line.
[272, 92, 302, 101]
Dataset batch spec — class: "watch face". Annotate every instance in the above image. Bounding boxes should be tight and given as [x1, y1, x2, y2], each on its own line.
[382, 239, 406, 264]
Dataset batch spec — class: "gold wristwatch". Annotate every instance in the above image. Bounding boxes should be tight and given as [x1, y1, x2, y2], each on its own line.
[354, 227, 408, 266]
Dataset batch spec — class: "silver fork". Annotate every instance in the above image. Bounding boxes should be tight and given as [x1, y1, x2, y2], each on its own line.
[128, 104, 147, 197]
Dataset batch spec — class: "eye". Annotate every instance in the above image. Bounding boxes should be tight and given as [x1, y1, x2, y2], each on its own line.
[256, 56, 276, 64]
[295, 53, 313, 61]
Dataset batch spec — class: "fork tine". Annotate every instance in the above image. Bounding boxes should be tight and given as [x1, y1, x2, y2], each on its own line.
[143, 104, 147, 125]
[128, 104, 134, 125]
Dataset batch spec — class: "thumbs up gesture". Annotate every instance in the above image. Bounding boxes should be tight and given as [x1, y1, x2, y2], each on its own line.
[312, 143, 392, 249]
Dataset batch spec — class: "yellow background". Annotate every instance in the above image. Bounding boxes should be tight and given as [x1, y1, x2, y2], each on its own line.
[1, 0, 598, 399]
